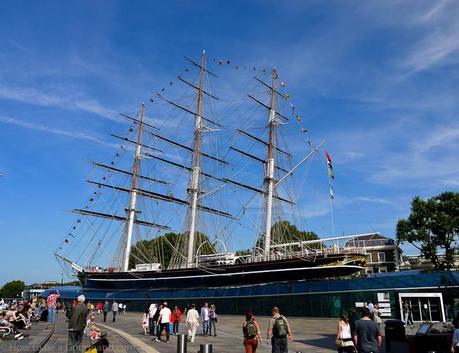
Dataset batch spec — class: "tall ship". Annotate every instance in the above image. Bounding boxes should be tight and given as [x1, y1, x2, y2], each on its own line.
[55, 51, 367, 293]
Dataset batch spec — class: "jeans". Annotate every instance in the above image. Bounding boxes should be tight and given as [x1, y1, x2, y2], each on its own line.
[149, 318, 156, 335]
[68, 330, 83, 353]
[173, 320, 179, 334]
[112, 311, 117, 322]
[157, 322, 170, 341]
[48, 307, 56, 323]
[202, 320, 209, 334]
[271, 336, 288, 353]
[103, 311, 108, 322]
[404, 312, 413, 325]
[209, 318, 217, 335]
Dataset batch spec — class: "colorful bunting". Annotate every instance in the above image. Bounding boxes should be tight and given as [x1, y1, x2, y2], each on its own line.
[326, 150, 335, 199]
[328, 168, 335, 179]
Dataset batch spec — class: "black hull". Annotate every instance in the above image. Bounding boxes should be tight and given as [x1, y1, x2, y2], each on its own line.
[80, 255, 365, 291]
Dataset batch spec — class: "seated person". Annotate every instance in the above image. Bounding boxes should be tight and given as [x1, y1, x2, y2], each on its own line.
[0, 311, 25, 340]
[11, 304, 31, 330]
[86, 315, 102, 341]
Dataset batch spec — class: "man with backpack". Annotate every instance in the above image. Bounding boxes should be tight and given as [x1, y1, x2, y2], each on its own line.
[266, 307, 293, 353]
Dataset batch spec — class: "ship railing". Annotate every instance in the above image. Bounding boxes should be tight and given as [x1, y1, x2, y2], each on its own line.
[246, 245, 368, 263]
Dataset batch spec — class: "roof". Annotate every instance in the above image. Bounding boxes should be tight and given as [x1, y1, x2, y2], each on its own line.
[38, 286, 83, 299]
[344, 233, 397, 247]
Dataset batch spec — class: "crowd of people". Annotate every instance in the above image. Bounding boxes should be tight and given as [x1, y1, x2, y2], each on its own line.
[4, 291, 459, 353]
[0, 296, 51, 341]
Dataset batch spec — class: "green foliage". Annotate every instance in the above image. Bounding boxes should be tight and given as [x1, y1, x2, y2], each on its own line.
[256, 220, 319, 251]
[129, 231, 215, 269]
[0, 280, 25, 298]
[396, 192, 459, 270]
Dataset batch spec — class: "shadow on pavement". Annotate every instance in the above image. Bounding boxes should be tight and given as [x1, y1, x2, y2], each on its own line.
[296, 333, 336, 349]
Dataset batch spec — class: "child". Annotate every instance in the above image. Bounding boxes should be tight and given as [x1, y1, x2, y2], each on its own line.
[142, 308, 149, 335]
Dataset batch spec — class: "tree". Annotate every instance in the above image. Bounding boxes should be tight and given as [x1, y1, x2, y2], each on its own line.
[396, 192, 459, 270]
[129, 231, 215, 269]
[0, 280, 25, 298]
[256, 220, 319, 251]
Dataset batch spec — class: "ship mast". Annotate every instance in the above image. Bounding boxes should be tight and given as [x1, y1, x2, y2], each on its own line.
[186, 50, 206, 268]
[122, 102, 145, 272]
[263, 69, 278, 256]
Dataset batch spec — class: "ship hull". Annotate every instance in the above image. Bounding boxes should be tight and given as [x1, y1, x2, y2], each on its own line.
[79, 255, 365, 291]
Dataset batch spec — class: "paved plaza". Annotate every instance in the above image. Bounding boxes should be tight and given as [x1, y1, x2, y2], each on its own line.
[0, 311, 404, 353]
[96, 312, 343, 353]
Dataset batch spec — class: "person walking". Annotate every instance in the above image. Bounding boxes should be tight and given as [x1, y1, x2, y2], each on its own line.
[96, 302, 103, 315]
[348, 309, 357, 336]
[200, 302, 210, 336]
[266, 306, 293, 353]
[403, 301, 413, 326]
[67, 295, 89, 353]
[209, 304, 217, 336]
[335, 314, 355, 353]
[243, 311, 262, 353]
[102, 301, 110, 323]
[148, 303, 158, 336]
[186, 304, 200, 343]
[142, 307, 149, 335]
[155, 302, 171, 343]
[172, 305, 182, 335]
[373, 304, 382, 331]
[46, 289, 60, 324]
[111, 301, 119, 322]
[367, 301, 374, 317]
[451, 318, 459, 353]
[353, 307, 382, 353]
[153, 304, 162, 336]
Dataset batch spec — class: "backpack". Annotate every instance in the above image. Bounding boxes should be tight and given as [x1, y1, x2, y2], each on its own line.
[272, 316, 288, 338]
[245, 319, 257, 338]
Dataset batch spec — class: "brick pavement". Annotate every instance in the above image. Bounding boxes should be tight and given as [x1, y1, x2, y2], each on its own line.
[93, 312, 347, 353]
[0, 320, 53, 353]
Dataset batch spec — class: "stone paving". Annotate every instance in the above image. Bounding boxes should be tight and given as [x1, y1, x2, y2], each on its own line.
[2, 311, 422, 353]
[41, 314, 137, 353]
[91, 311, 372, 353]
[0, 320, 53, 353]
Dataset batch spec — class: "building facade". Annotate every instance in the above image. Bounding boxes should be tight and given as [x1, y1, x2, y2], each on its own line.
[345, 233, 403, 273]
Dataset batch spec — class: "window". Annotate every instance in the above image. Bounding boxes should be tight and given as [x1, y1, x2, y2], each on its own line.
[379, 266, 387, 273]
[366, 268, 374, 274]
[378, 252, 386, 263]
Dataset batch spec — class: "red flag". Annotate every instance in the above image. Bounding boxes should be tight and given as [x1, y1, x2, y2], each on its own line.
[325, 151, 332, 164]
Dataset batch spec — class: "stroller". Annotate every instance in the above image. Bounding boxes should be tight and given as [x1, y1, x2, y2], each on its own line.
[85, 332, 109, 353]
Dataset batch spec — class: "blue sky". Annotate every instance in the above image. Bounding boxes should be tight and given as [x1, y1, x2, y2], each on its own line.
[0, 0, 458, 285]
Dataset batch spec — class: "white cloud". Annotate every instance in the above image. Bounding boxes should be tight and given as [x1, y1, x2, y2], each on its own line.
[0, 116, 116, 147]
[354, 196, 394, 206]
[413, 125, 459, 153]
[0, 85, 120, 122]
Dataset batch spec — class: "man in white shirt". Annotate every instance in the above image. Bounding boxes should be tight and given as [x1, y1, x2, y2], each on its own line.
[186, 304, 200, 343]
[200, 302, 209, 336]
[156, 302, 171, 343]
